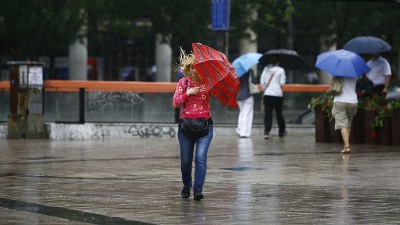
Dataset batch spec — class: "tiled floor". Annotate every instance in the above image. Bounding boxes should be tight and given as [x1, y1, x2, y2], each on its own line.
[0, 133, 399, 224]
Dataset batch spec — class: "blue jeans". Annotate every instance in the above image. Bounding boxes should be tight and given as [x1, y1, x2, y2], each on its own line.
[178, 123, 213, 193]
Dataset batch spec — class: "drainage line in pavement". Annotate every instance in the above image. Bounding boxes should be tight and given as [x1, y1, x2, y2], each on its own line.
[0, 197, 154, 225]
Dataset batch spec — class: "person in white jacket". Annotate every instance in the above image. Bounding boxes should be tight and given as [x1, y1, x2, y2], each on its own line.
[260, 57, 287, 139]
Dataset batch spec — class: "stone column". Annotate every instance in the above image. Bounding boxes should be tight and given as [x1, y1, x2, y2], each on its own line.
[68, 9, 88, 80]
[239, 28, 258, 73]
[238, 7, 258, 74]
[155, 34, 172, 82]
[68, 38, 88, 80]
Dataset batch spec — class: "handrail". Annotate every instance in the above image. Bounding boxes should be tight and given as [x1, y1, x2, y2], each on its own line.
[282, 84, 329, 92]
[0, 80, 330, 93]
[0, 81, 9, 89]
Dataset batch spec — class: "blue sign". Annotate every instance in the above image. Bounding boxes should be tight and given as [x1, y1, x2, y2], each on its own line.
[211, 0, 230, 31]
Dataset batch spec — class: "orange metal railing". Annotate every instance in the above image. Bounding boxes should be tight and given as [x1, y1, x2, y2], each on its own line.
[0, 80, 329, 93]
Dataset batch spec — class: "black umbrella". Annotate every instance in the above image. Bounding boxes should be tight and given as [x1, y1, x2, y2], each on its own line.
[259, 49, 306, 70]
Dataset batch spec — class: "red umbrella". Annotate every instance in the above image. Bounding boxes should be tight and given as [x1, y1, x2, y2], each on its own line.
[192, 43, 240, 106]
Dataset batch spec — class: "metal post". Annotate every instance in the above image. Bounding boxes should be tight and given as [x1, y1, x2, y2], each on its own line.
[79, 88, 85, 124]
[216, 31, 229, 56]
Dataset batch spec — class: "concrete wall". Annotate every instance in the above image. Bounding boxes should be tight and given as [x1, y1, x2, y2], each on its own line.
[0, 122, 314, 140]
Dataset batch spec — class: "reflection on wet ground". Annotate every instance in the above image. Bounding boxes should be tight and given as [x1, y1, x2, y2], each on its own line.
[0, 134, 399, 224]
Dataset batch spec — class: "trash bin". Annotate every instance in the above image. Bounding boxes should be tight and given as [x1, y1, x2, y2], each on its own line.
[7, 61, 47, 139]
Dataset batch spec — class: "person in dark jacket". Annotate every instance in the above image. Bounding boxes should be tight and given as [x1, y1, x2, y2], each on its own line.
[235, 69, 257, 138]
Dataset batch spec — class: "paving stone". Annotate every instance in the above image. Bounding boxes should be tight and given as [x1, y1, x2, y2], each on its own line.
[0, 134, 399, 224]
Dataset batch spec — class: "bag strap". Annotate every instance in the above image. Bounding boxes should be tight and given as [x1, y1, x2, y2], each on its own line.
[184, 78, 189, 91]
[183, 79, 189, 108]
[265, 73, 275, 89]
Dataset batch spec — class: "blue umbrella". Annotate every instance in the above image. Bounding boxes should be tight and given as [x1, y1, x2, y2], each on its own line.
[232, 53, 262, 77]
[315, 49, 370, 77]
[343, 36, 391, 54]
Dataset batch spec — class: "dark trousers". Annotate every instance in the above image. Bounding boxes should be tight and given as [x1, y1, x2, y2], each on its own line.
[263, 95, 286, 134]
[373, 84, 385, 95]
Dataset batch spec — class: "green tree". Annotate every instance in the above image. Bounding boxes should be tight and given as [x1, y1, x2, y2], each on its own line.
[84, 0, 213, 73]
[138, 0, 212, 55]
[0, 0, 85, 78]
[292, 0, 400, 68]
[1, 0, 399, 80]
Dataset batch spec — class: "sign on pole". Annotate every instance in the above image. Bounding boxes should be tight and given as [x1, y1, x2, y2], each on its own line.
[211, 0, 230, 31]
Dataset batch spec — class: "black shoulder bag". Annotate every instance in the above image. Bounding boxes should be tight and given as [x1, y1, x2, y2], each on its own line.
[179, 79, 209, 138]
[356, 75, 374, 97]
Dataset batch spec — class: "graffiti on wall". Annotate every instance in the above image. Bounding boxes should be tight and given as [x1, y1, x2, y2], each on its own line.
[47, 123, 177, 140]
[0, 125, 7, 138]
[88, 92, 144, 113]
[126, 125, 176, 138]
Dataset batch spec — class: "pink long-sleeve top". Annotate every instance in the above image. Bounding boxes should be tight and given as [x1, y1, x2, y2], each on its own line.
[172, 77, 212, 119]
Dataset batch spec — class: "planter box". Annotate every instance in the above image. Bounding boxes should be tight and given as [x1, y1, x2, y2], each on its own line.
[350, 109, 365, 144]
[315, 106, 332, 143]
[329, 119, 342, 143]
[315, 106, 395, 146]
[391, 111, 400, 146]
[364, 111, 379, 145]
[364, 110, 392, 145]
[378, 117, 391, 145]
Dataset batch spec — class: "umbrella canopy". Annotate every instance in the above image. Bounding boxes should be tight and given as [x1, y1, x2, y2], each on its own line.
[192, 43, 240, 106]
[232, 53, 262, 77]
[315, 49, 370, 77]
[259, 49, 306, 70]
[343, 36, 391, 54]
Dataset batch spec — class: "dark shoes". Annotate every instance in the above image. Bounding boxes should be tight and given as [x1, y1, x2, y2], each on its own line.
[181, 186, 191, 199]
[194, 192, 204, 201]
[279, 131, 288, 137]
[181, 187, 204, 201]
[265, 131, 287, 139]
[264, 132, 269, 140]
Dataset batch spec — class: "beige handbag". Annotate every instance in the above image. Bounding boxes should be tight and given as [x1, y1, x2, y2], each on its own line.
[327, 77, 343, 96]
[249, 79, 260, 94]
[248, 69, 260, 94]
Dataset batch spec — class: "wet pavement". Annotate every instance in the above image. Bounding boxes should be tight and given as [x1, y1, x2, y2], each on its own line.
[0, 133, 400, 225]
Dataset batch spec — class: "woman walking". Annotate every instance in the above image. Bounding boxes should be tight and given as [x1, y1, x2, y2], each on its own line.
[172, 49, 213, 201]
[331, 76, 358, 154]
[260, 57, 287, 139]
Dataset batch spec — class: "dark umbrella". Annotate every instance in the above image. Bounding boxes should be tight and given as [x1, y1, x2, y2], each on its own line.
[259, 49, 306, 70]
[315, 49, 370, 77]
[192, 43, 240, 106]
[343, 36, 391, 54]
